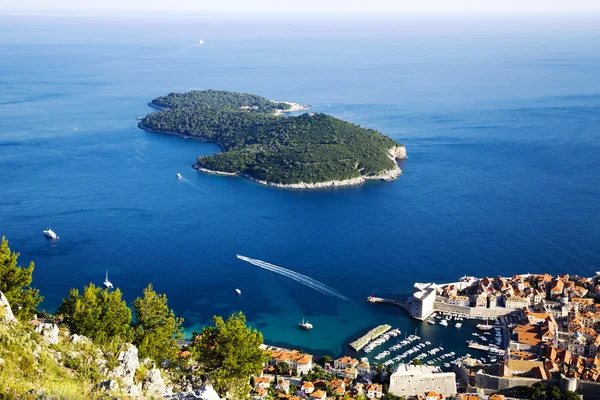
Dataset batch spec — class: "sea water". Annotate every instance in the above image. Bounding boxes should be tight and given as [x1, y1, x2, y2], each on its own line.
[1, 15, 599, 357]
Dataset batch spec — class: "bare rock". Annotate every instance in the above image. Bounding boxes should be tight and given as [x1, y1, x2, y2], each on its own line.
[111, 344, 139, 386]
[165, 384, 223, 400]
[34, 323, 59, 345]
[97, 379, 119, 392]
[143, 367, 170, 397]
[70, 334, 91, 345]
[0, 291, 16, 324]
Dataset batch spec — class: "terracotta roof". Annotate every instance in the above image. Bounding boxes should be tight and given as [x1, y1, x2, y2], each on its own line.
[310, 390, 326, 399]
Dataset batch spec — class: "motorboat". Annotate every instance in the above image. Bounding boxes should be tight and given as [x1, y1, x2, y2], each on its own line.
[177, 173, 183, 179]
[299, 318, 313, 330]
[235, 289, 241, 295]
[476, 323, 494, 331]
[440, 319, 448, 327]
[43, 229, 58, 239]
[103, 270, 113, 289]
[455, 322, 462, 328]
[427, 319, 436, 325]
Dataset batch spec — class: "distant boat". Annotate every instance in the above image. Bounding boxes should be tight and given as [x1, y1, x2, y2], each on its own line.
[440, 319, 448, 327]
[299, 318, 313, 330]
[455, 322, 462, 328]
[199, 40, 204, 45]
[136, 116, 144, 120]
[235, 289, 241, 295]
[104, 270, 113, 289]
[476, 323, 494, 331]
[427, 319, 436, 325]
[43, 229, 58, 239]
[177, 173, 183, 179]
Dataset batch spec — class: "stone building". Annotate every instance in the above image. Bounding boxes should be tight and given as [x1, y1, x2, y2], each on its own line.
[389, 364, 456, 397]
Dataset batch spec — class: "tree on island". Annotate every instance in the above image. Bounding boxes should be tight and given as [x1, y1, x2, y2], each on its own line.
[0, 236, 43, 320]
[191, 311, 268, 398]
[58, 283, 132, 345]
[133, 284, 184, 363]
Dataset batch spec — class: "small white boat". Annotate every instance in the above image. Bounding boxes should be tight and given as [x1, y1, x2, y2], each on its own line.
[235, 288, 241, 295]
[476, 324, 494, 331]
[299, 318, 313, 330]
[455, 322, 462, 328]
[43, 229, 59, 239]
[427, 319, 436, 325]
[177, 173, 183, 179]
[103, 270, 113, 289]
[440, 319, 448, 327]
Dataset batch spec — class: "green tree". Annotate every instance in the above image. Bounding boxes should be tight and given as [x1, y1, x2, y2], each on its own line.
[0, 236, 43, 320]
[276, 361, 291, 376]
[57, 283, 132, 345]
[411, 359, 423, 366]
[191, 312, 268, 397]
[320, 355, 332, 365]
[133, 284, 183, 362]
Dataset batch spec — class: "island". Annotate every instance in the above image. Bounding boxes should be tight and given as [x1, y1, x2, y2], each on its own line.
[139, 90, 407, 189]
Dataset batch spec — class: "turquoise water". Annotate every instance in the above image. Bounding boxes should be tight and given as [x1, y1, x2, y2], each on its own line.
[1, 15, 600, 359]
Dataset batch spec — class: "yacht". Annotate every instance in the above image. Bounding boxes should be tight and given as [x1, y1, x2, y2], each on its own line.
[476, 323, 494, 331]
[299, 318, 313, 330]
[455, 322, 462, 328]
[43, 229, 59, 239]
[439, 319, 448, 327]
[177, 173, 183, 179]
[103, 270, 113, 289]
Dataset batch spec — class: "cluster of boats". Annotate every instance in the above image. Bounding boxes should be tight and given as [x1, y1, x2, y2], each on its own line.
[427, 313, 464, 328]
[362, 328, 401, 353]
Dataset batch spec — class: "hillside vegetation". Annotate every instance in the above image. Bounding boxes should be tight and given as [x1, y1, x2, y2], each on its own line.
[140, 90, 405, 186]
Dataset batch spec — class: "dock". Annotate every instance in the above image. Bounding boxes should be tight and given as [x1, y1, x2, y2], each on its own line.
[349, 324, 392, 351]
[467, 342, 505, 356]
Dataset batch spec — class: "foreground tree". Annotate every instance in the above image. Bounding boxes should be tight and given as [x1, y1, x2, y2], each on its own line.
[0, 236, 43, 320]
[58, 283, 132, 345]
[133, 284, 183, 362]
[191, 312, 268, 398]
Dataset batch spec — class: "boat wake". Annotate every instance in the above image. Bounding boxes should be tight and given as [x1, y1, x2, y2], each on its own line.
[236, 255, 350, 301]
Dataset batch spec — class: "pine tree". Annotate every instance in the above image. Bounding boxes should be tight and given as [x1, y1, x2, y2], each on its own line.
[133, 284, 183, 362]
[0, 236, 43, 320]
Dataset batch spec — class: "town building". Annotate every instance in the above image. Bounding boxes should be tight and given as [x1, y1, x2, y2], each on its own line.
[388, 364, 456, 397]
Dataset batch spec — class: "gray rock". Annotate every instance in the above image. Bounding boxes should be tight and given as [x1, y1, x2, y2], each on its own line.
[165, 385, 223, 400]
[97, 379, 119, 392]
[34, 323, 59, 345]
[142, 367, 168, 397]
[110, 344, 139, 386]
[70, 334, 91, 345]
[0, 291, 16, 324]
[122, 383, 142, 397]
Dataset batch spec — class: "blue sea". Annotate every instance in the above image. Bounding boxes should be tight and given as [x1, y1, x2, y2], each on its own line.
[1, 14, 600, 358]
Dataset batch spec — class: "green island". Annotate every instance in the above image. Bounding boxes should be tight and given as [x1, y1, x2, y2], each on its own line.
[140, 90, 406, 189]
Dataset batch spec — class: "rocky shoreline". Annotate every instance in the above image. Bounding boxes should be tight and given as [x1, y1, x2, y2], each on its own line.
[191, 145, 407, 189]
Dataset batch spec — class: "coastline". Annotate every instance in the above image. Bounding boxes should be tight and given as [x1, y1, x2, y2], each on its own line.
[273, 101, 311, 116]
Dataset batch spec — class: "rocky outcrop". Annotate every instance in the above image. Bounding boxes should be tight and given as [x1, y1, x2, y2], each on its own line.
[70, 334, 91, 345]
[97, 379, 119, 392]
[34, 323, 59, 345]
[143, 367, 172, 397]
[0, 291, 16, 324]
[165, 384, 223, 400]
[111, 344, 139, 386]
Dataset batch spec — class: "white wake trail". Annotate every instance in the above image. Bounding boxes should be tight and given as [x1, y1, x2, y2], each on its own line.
[237, 255, 350, 301]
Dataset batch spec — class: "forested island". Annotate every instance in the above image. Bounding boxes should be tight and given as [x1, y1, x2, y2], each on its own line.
[140, 90, 406, 188]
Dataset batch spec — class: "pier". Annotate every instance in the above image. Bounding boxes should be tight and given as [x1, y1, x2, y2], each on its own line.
[467, 342, 506, 356]
[366, 296, 412, 311]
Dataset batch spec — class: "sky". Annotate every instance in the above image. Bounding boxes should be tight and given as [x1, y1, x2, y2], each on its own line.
[2, 0, 600, 16]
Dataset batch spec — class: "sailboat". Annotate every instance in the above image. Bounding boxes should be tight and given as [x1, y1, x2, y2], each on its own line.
[299, 318, 313, 330]
[103, 270, 113, 289]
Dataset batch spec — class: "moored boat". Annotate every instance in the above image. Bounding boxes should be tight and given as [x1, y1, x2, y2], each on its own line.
[299, 318, 313, 330]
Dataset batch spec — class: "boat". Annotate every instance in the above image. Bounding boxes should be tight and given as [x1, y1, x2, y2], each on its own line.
[455, 322, 462, 328]
[177, 173, 183, 179]
[103, 270, 113, 289]
[476, 323, 494, 331]
[299, 318, 313, 330]
[43, 229, 58, 239]
[235, 289, 241, 295]
[427, 319, 436, 325]
[439, 320, 448, 327]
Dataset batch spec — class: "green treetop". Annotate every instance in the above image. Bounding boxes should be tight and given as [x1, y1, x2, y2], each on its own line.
[191, 311, 268, 397]
[133, 284, 184, 363]
[57, 283, 132, 345]
[0, 236, 43, 320]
